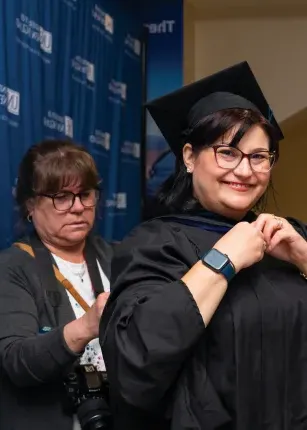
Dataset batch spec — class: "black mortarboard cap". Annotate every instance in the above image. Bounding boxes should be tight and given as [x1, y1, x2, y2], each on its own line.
[145, 61, 284, 155]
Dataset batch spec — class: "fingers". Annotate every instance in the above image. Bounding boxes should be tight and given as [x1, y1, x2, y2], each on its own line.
[250, 221, 266, 240]
[97, 292, 110, 304]
[252, 215, 268, 232]
[249, 223, 267, 259]
[262, 218, 281, 244]
[267, 228, 295, 252]
[96, 292, 110, 314]
[253, 213, 285, 244]
[266, 229, 283, 251]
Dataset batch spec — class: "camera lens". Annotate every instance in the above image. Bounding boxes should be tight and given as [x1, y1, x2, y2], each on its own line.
[77, 398, 111, 430]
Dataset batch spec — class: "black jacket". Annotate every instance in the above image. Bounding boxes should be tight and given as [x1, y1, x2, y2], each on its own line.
[0, 235, 112, 430]
[100, 215, 307, 430]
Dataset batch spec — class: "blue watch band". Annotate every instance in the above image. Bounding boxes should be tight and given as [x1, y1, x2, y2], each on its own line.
[220, 259, 236, 282]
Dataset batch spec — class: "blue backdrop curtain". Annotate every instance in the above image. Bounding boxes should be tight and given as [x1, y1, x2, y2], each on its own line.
[143, 0, 183, 219]
[0, 0, 143, 248]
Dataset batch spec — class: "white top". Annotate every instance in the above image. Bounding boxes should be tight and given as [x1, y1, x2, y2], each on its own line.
[52, 254, 110, 429]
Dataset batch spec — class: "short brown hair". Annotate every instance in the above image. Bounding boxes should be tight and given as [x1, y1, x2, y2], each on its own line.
[16, 139, 100, 218]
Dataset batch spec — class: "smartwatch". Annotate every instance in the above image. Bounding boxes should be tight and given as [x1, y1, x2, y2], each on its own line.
[201, 248, 236, 282]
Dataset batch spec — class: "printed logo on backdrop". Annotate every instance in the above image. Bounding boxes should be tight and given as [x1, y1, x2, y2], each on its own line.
[92, 4, 114, 42]
[90, 130, 111, 155]
[16, 13, 52, 64]
[121, 141, 140, 164]
[124, 34, 141, 60]
[144, 20, 175, 34]
[106, 193, 127, 214]
[43, 111, 73, 138]
[0, 84, 20, 128]
[108, 79, 126, 105]
[72, 56, 95, 90]
[61, 0, 78, 11]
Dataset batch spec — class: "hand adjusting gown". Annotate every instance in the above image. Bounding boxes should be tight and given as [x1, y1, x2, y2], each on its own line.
[100, 213, 307, 430]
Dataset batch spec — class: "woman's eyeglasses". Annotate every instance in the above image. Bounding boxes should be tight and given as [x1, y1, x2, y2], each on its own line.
[212, 145, 276, 173]
[38, 189, 100, 211]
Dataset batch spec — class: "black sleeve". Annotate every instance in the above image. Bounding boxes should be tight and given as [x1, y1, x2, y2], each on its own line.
[287, 217, 307, 240]
[100, 220, 205, 411]
[0, 255, 81, 387]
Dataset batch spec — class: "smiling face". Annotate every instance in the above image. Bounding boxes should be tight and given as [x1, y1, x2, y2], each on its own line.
[183, 123, 273, 220]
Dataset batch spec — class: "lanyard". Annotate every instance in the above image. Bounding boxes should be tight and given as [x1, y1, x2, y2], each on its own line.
[15, 233, 105, 320]
[14, 242, 92, 312]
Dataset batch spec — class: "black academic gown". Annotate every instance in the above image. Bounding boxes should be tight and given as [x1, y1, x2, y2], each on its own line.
[100, 214, 307, 430]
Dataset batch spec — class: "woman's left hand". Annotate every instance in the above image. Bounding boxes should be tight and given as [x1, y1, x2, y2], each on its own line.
[252, 213, 307, 271]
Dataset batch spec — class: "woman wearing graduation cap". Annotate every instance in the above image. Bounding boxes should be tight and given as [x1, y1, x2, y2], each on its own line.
[100, 62, 307, 430]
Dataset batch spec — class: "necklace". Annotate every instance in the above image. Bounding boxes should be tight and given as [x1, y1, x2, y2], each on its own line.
[61, 260, 87, 283]
[73, 262, 86, 283]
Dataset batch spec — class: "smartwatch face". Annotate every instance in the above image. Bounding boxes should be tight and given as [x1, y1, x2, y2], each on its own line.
[204, 249, 228, 270]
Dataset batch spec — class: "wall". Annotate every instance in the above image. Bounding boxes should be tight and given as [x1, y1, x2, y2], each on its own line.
[193, 17, 307, 122]
[266, 109, 307, 222]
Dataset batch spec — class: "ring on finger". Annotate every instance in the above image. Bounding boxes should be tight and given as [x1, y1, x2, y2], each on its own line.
[273, 215, 283, 229]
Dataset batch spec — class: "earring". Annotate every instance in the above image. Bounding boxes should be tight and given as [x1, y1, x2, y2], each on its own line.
[186, 166, 192, 173]
[27, 214, 32, 223]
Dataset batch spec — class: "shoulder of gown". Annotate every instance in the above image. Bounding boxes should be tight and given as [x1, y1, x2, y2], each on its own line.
[100, 218, 206, 411]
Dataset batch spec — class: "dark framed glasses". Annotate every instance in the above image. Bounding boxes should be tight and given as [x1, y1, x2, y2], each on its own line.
[38, 189, 100, 211]
[212, 145, 276, 173]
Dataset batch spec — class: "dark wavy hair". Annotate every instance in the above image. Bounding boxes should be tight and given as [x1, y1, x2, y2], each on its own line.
[157, 108, 280, 214]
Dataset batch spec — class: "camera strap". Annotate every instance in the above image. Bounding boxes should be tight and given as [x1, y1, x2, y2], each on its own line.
[14, 235, 105, 313]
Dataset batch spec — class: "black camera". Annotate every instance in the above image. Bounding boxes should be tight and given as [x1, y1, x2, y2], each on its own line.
[63, 364, 112, 430]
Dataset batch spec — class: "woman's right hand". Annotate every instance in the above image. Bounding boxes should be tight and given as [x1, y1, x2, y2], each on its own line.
[79, 292, 110, 339]
[63, 292, 110, 353]
[214, 221, 266, 272]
